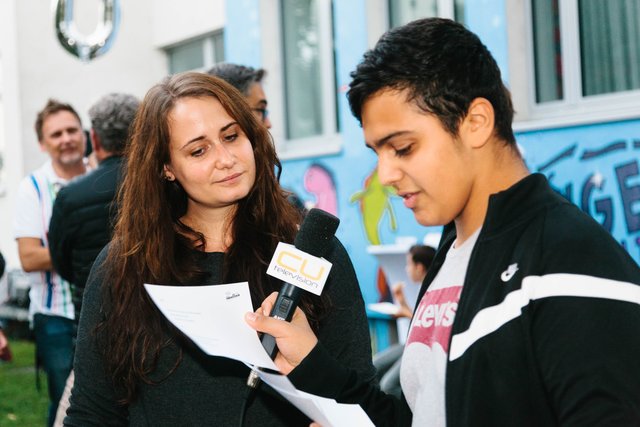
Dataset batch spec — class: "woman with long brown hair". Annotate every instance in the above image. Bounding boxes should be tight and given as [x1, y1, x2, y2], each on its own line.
[64, 72, 375, 426]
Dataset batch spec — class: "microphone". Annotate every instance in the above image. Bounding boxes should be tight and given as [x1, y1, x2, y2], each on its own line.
[260, 208, 340, 359]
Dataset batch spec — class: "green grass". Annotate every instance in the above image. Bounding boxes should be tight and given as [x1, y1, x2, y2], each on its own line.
[0, 340, 49, 426]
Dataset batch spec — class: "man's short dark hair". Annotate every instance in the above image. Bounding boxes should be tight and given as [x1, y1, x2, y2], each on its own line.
[348, 18, 516, 145]
[35, 99, 82, 142]
[206, 63, 265, 96]
[88, 93, 140, 155]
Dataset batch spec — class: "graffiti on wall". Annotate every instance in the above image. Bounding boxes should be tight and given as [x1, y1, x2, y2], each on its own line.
[531, 138, 640, 258]
[303, 163, 338, 216]
[349, 168, 397, 245]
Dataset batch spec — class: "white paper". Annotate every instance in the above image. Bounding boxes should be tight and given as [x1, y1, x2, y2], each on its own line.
[145, 282, 374, 426]
[144, 282, 278, 370]
[257, 370, 375, 427]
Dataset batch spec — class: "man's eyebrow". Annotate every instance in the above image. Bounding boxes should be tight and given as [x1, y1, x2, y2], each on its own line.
[367, 130, 413, 150]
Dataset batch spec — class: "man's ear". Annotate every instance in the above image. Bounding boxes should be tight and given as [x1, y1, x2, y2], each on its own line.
[163, 164, 175, 182]
[461, 97, 495, 149]
[90, 128, 101, 153]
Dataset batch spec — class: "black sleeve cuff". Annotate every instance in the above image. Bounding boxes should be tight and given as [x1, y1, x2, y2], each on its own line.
[288, 342, 353, 399]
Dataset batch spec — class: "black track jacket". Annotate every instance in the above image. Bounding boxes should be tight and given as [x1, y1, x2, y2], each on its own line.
[289, 173, 640, 426]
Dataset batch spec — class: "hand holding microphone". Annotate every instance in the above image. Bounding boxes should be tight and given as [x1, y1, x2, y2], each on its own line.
[245, 208, 340, 373]
[259, 208, 340, 360]
[246, 292, 317, 375]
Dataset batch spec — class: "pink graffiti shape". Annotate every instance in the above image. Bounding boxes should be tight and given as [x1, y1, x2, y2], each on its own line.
[304, 164, 338, 216]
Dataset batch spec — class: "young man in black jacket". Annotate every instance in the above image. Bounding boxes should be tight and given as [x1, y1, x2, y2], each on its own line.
[246, 18, 640, 426]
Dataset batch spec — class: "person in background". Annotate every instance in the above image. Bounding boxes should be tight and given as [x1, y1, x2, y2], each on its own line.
[49, 93, 140, 317]
[246, 18, 640, 426]
[374, 244, 436, 398]
[0, 325, 10, 362]
[207, 63, 272, 129]
[392, 244, 436, 319]
[65, 72, 375, 426]
[0, 250, 12, 362]
[13, 99, 87, 427]
[48, 93, 139, 426]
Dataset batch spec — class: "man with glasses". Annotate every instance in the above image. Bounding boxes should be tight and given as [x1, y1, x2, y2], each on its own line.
[207, 63, 272, 129]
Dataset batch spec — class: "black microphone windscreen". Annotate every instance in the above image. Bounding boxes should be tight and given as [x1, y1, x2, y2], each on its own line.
[293, 208, 340, 257]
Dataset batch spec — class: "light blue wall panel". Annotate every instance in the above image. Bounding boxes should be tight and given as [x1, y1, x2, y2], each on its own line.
[225, 0, 261, 66]
[465, 0, 510, 84]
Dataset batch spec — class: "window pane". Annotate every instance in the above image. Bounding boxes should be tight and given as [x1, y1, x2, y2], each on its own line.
[389, 0, 437, 27]
[212, 32, 225, 64]
[454, 0, 466, 24]
[282, 0, 323, 139]
[168, 39, 204, 74]
[579, 0, 640, 96]
[531, 0, 563, 103]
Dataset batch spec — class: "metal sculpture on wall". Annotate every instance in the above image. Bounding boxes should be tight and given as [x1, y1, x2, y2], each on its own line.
[54, 0, 121, 62]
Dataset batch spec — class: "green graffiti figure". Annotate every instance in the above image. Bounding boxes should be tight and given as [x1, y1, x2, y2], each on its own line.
[349, 169, 397, 245]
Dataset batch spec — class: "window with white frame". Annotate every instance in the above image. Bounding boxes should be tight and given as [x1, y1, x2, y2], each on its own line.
[258, 0, 340, 159]
[280, 0, 338, 145]
[388, 0, 466, 27]
[526, 0, 640, 121]
[166, 31, 225, 75]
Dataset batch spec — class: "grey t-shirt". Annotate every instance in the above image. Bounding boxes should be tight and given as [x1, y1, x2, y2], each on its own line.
[400, 228, 480, 427]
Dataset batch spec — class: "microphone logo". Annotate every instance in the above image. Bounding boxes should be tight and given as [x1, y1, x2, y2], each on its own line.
[267, 242, 333, 296]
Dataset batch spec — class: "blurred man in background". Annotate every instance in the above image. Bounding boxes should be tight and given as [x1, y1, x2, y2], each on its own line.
[13, 99, 87, 427]
[207, 63, 272, 129]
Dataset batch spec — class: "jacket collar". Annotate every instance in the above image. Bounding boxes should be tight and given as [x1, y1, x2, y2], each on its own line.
[98, 155, 123, 167]
[419, 173, 565, 304]
[440, 173, 566, 244]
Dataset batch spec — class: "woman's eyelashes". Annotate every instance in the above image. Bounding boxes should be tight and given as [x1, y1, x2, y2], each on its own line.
[188, 134, 238, 157]
[223, 132, 238, 142]
[190, 145, 207, 157]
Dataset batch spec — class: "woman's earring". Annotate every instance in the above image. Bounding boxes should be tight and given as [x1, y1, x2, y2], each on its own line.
[165, 175, 175, 182]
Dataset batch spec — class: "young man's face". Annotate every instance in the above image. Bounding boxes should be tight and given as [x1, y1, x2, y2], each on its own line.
[39, 110, 86, 167]
[362, 89, 475, 227]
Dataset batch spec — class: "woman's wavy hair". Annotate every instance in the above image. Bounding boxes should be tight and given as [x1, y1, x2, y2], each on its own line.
[100, 72, 320, 403]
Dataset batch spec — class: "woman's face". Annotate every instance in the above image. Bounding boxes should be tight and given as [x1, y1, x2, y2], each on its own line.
[164, 96, 256, 215]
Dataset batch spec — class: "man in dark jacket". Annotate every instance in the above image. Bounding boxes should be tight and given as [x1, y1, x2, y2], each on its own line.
[49, 93, 139, 317]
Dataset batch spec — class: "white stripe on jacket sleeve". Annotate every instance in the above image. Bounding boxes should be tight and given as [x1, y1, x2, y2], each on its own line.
[449, 274, 640, 361]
